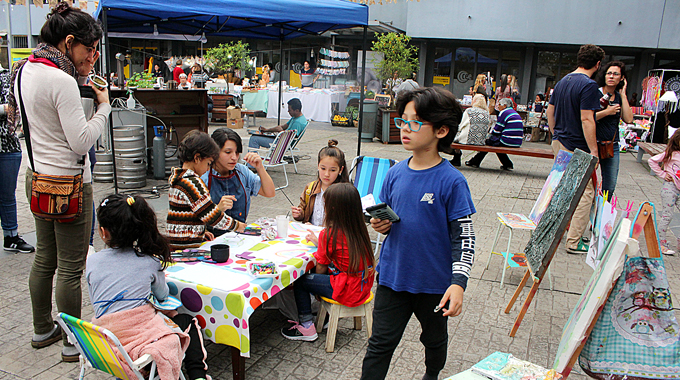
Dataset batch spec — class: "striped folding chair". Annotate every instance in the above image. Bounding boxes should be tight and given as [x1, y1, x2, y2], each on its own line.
[350, 156, 397, 257]
[250, 129, 297, 190]
[286, 119, 309, 173]
[56, 312, 186, 380]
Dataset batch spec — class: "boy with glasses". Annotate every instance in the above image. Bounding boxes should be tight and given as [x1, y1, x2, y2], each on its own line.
[361, 87, 476, 380]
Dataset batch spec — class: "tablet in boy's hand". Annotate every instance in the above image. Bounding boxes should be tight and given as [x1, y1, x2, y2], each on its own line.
[365, 203, 400, 223]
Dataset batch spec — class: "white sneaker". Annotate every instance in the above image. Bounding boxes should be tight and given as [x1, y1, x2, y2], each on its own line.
[661, 246, 675, 256]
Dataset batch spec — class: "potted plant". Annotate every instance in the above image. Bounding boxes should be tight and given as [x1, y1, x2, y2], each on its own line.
[205, 41, 251, 81]
[371, 32, 419, 102]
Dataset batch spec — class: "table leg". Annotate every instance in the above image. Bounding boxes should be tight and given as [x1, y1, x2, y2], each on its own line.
[636, 149, 644, 163]
[231, 346, 246, 380]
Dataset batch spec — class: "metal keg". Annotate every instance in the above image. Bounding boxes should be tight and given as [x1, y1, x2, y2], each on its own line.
[93, 151, 113, 182]
[112, 125, 145, 158]
[116, 157, 147, 189]
[112, 125, 147, 188]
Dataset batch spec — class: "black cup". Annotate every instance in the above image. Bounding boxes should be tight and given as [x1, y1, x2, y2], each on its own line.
[211, 244, 230, 263]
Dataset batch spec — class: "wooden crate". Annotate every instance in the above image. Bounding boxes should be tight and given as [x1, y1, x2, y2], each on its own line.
[376, 108, 401, 144]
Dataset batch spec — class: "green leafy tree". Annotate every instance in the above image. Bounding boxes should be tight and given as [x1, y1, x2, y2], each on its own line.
[371, 32, 419, 84]
[205, 41, 251, 74]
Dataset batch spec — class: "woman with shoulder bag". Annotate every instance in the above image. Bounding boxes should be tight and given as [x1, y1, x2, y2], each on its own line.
[595, 61, 633, 199]
[10, 2, 110, 362]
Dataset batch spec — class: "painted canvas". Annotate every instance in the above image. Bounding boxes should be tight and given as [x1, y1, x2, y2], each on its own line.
[497, 213, 536, 230]
[528, 150, 573, 225]
[524, 149, 598, 279]
[552, 218, 630, 374]
[586, 196, 618, 270]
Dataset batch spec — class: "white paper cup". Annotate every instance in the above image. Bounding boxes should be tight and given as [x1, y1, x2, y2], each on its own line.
[276, 215, 289, 238]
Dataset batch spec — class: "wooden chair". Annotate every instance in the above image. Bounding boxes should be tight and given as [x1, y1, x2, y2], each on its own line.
[316, 292, 374, 353]
[56, 312, 186, 380]
[249, 129, 297, 190]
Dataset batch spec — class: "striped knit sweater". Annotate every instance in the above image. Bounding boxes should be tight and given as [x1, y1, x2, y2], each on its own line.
[167, 167, 236, 249]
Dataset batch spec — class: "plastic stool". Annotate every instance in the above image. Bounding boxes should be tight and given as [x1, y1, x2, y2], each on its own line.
[485, 213, 553, 290]
[316, 292, 373, 353]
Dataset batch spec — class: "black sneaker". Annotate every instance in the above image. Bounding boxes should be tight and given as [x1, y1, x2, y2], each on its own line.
[4, 235, 35, 253]
[464, 161, 479, 168]
[280, 321, 318, 341]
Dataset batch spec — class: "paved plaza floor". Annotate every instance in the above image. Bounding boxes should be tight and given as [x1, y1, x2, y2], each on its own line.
[1, 118, 677, 379]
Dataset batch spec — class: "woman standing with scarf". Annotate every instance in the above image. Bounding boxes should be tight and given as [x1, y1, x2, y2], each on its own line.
[11, 2, 110, 362]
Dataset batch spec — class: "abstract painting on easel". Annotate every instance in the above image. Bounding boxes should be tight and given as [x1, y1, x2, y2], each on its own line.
[528, 150, 572, 225]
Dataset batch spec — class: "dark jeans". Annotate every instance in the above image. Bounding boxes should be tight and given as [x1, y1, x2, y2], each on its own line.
[467, 151, 514, 168]
[0, 152, 21, 236]
[361, 285, 448, 380]
[293, 273, 334, 323]
[26, 169, 93, 344]
[171, 314, 207, 380]
[599, 142, 620, 199]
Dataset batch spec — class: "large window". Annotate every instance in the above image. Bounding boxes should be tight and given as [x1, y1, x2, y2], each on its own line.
[433, 47, 452, 91]
[452, 47, 476, 98]
[535, 51, 577, 97]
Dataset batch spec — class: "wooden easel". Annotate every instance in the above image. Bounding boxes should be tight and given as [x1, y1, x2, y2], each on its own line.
[559, 202, 660, 378]
[505, 167, 598, 337]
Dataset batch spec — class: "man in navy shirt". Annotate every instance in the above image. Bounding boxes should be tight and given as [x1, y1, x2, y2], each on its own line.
[547, 44, 604, 254]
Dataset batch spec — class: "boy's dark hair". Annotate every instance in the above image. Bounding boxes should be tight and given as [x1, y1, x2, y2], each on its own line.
[178, 130, 219, 164]
[40, 2, 103, 48]
[596, 61, 627, 92]
[318, 139, 349, 184]
[577, 44, 605, 70]
[211, 128, 242, 154]
[396, 87, 462, 153]
[97, 194, 171, 269]
[287, 98, 302, 112]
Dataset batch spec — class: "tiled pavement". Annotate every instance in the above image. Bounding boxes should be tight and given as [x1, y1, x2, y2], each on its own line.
[1, 118, 677, 379]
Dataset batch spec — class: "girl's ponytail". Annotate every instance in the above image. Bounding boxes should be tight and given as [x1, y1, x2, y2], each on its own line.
[97, 194, 171, 268]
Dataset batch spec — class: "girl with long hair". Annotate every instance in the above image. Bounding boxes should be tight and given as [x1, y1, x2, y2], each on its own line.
[282, 183, 375, 340]
[648, 129, 680, 255]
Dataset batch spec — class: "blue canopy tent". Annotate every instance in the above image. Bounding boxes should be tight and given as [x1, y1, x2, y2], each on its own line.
[94, 0, 369, 195]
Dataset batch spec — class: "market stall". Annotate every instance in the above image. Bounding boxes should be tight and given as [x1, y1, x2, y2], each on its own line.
[266, 89, 346, 123]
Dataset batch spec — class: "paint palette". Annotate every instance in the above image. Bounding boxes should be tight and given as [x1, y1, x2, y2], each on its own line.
[170, 249, 211, 262]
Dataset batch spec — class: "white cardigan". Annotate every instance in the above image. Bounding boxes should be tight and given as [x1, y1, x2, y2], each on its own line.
[16, 61, 111, 182]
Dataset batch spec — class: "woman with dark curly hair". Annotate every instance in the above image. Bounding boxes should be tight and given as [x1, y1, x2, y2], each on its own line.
[11, 1, 110, 361]
[595, 61, 633, 198]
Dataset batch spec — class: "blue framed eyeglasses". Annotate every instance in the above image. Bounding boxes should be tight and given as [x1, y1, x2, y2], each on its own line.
[394, 118, 424, 132]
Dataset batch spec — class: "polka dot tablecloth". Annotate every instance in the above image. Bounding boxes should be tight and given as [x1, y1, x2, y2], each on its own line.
[165, 226, 318, 357]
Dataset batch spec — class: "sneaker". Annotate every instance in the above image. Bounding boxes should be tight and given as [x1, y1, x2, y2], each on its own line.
[281, 321, 318, 341]
[661, 246, 675, 256]
[61, 345, 80, 362]
[500, 166, 513, 171]
[449, 158, 461, 167]
[32, 323, 62, 349]
[464, 161, 479, 168]
[4, 235, 35, 253]
[566, 241, 589, 255]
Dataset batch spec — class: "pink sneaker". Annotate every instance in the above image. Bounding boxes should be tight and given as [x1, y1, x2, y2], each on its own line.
[281, 320, 318, 341]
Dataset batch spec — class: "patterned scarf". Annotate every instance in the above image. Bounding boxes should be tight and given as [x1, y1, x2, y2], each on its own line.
[7, 43, 78, 135]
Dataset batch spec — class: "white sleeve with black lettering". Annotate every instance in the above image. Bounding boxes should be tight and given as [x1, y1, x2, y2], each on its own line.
[449, 215, 475, 290]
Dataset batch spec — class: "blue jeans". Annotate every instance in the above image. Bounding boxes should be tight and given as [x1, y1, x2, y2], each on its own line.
[599, 142, 620, 200]
[248, 135, 275, 150]
[293, 273, 334, 323]
[0, 152, 22, 236]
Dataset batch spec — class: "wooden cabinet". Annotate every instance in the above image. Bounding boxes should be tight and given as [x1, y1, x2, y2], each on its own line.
[111, 89, 208, 146]
[376, 108, 401, 144]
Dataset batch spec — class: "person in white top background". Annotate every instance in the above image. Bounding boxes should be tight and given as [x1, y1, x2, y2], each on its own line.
[10, 1, 111, 362]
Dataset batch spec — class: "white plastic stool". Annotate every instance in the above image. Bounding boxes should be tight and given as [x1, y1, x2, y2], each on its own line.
[316, 292, 374, 353]
[485, 213, 553, 290]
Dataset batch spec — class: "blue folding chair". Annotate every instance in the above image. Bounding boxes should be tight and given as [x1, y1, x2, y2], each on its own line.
[350, 156, 397, 257]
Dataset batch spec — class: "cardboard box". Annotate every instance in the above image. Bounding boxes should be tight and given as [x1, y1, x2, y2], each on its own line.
[227, 106, 241, 120]
[227, 118, 244, 129]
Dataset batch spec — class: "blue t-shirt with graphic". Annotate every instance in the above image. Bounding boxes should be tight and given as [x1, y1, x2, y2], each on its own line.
[377, 159, 476, 294]
[549, 72, 601, 152]
[200, 164, 262, 222]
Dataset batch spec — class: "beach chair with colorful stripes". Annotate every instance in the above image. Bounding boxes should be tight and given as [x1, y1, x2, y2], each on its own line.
[350, 156, 397, 257]
[250, 129, 297, 190]
[56, 312, 186, 380]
